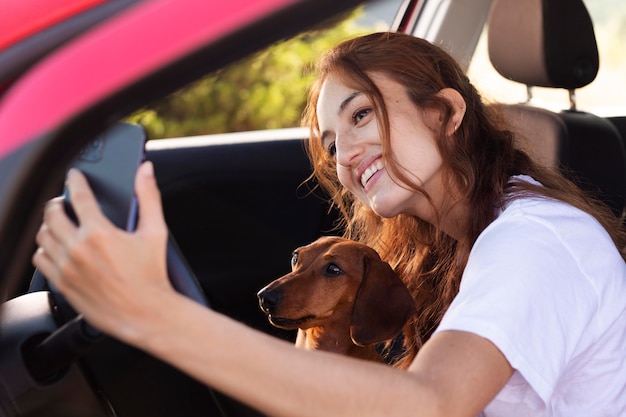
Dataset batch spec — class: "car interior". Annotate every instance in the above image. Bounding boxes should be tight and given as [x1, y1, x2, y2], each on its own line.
[0, 0, 624, 416]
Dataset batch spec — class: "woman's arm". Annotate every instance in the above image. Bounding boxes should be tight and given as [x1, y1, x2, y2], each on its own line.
[33, 162, 513, 417]
[143, 296, 512, 417]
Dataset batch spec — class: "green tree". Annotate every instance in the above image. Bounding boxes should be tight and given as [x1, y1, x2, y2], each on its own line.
[128, 9, 375, 139]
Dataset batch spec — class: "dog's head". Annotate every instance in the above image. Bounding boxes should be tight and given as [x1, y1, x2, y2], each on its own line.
[257, 236, 416, 346]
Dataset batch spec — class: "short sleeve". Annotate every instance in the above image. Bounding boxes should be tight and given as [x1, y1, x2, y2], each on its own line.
[435, 207, 599, 404]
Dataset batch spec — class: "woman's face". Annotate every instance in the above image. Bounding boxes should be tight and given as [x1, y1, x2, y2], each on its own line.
[316, 73, 445, 222]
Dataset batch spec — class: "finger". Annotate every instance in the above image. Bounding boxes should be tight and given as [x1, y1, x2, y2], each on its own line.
[41, 197, 78, 241]
[134, 161, 167, 236]
[65, 168, 108, 227]
[35, 202, 78, 284]
[35, 221, 64, 262]
[32, 247, 60, 285]
[32, 245, 82, 303]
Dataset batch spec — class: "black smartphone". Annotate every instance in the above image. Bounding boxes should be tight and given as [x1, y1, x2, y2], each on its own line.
[29, 122, 147, 306]
[63, 122, 146, 231]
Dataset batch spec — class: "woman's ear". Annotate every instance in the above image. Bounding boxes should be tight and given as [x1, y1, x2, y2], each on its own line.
[437, 88, 466, 136]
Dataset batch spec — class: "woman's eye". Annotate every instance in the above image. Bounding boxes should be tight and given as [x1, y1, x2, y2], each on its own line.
[352, 108, 371, 124]
[326, 141, 336, 157]
[325, 263, 343, 276]
[291, 252, 298, 267]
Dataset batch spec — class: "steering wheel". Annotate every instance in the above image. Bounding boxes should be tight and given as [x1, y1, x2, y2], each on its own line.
[24, 234, 209, 381]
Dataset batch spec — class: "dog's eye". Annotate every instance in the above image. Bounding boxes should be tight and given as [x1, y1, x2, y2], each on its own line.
[325, 263, 343, 276]
[291, 252, 298, 267]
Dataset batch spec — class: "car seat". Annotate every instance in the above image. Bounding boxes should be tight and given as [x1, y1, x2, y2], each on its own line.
[486, 0, 626, 218]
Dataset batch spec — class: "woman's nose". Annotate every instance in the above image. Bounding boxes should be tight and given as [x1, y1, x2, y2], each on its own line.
[335, 134, 364, 168]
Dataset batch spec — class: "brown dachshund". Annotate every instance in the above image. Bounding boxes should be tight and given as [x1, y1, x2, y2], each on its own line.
[257, 236, 416, 362]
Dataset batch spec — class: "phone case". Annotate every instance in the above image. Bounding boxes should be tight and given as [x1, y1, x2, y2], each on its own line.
[64, 122, 146, 231]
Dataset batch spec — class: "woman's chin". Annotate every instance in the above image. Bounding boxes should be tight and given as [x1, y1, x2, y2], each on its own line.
[369, 202, 402, 219]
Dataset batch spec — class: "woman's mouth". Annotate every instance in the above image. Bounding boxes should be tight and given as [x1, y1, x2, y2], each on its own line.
[360, 160, 384, 188]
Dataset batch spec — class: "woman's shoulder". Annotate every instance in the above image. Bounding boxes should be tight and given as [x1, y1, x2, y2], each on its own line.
[497, 175, 610, 242]
[473, 184, 625, 288]
[486, 193, 617, 258]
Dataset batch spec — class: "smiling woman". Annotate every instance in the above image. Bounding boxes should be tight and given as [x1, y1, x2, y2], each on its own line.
[302, 31, 626, 414]
[316, 73, 450, 223]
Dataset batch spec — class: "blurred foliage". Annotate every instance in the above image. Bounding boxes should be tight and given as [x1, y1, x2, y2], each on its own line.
[127, 7, 379, 139]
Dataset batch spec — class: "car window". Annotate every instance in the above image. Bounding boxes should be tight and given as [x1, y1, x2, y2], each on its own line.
[129, 0, 403, 140]
[466, 0, 626, 116]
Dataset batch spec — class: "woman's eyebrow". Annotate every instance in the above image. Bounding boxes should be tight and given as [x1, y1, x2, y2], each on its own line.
[338, 91, 361, 115]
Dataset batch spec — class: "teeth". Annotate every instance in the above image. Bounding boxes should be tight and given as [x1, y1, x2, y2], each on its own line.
[360, 160, 384, 187]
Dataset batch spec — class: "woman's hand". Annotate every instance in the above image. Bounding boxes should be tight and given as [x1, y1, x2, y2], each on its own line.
[32, 161, 174, 343]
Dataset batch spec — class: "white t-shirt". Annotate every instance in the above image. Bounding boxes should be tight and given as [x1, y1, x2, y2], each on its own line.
[435, 178, 626, 416]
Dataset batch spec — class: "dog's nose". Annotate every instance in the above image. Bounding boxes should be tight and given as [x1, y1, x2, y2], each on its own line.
[257, 288, 282, 313]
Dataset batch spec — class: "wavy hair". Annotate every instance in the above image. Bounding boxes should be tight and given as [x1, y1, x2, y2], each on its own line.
[302, 32, 625, 367]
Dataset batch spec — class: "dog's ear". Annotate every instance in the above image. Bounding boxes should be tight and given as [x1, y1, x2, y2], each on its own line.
[350, 254, 416, 346]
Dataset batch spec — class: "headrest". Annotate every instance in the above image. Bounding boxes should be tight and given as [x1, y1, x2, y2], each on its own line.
[487, 0, 599, 89]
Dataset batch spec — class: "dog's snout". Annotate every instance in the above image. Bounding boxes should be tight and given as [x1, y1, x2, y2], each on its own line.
[257, 288, 282, 313]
